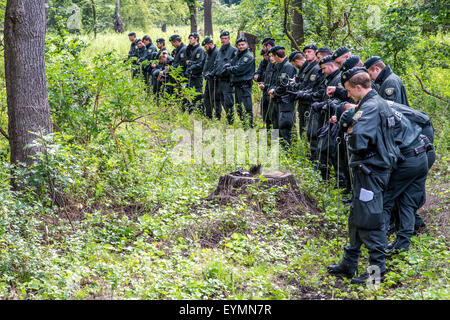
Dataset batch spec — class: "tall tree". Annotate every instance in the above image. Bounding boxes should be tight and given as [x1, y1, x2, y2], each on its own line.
[185, 0, 198, 33]
[4, 0, 52, 172]
[114, 0, 124, 33]
[291, 0, 304, 47]
[90, 0, 97, 38]
[204, 0, 213, 36]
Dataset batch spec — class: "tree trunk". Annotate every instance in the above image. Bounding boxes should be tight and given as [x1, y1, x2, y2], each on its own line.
[114, 0, 124, 33]
[90, 0, 97, 38]
[188, 4, 198, 33]
[4, 0, 52, 171]
[204, 0, 213, 36]
[291, 0, 304, 47]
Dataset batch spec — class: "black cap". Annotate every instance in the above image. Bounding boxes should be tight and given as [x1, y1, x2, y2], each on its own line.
[128, 32, 136, 37]
[136, 38, 142, 43]
[268, 45, 285, 54]
[201, 37, 212, 46]
[317, 46, 333, 55]
[318, 55, 334, 66]
[262, 37, 275, 45]
[303, 44, 318, 52]
[364, 56, 382, 69]
[339, 108, 356, 130]
[189, 32, 199, 39]
[260, 49, 266, 55]
[156, 38, 165, 43]
[169, 34, 181, 42]
[341, 67, 369, 86]
[341, 55, 361, 72]
[288, 50, 301, 61]
[220, 30, 230, 37]
[236, 37, 248, 44]
[332, 46, 350, 60]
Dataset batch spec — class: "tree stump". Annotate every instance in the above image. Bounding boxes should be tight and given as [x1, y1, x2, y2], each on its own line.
[207, 169, 318, 215]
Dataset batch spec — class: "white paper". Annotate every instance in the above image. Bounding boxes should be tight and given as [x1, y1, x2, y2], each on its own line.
[359, 188, 374, 202]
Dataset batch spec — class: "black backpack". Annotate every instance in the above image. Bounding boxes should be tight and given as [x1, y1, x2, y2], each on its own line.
[386, 100, 434, 143]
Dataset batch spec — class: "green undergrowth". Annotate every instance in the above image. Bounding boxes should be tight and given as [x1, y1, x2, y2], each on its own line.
[0, 29, 448, 300]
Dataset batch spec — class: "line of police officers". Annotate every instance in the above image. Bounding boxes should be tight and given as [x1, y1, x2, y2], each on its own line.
[125, 31, 436, 285]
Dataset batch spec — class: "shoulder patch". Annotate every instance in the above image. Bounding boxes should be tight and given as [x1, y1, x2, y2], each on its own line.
[281, 72, 286, 79]
[196, 53, 200, 58]
[394, 110, 403, 121]
[310, 74, 316, 81]
[180, 53, 184, 58]
[353, 110, 363, 121]
[244, 57, 249, 62]
[385, 88, 394, 96]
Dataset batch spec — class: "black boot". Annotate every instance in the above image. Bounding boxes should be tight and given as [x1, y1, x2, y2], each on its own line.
[327, 263, 356, 279]
[351, 270, 386, 285]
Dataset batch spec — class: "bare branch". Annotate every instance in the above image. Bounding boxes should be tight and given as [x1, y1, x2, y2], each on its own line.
[413, 71, 450, 103]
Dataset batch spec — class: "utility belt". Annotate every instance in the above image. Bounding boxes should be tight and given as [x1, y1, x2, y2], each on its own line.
[400, 144, 427, 160]
[421, 136, 434, 152]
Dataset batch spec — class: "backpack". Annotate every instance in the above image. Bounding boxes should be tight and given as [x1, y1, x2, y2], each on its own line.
[386, 100, 434, 142]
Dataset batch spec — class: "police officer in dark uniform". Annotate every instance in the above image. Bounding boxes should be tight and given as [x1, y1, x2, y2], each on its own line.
[152, 50, 174, 95]
[149, 38, 167, 92]
[267, 45, 297, 148]
[228, 37, 255, 127]
[125, 32, 139, 62]
[383, 100, 429, 254]
[328, 67, 399, 284]
[140, 35, 158, 86]
[185, 32, 205, 113]
[169, 34, 188, 74]
[291, 44, 322, 136]
[310, 56, 342, 179]
[202, 37, 220, 120]
[260, 50, 277, 129]
[211, 31, 238, 124]
[364, 56, 409, 106]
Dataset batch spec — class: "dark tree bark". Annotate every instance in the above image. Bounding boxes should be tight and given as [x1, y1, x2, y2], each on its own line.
[188, 2, 198, 33]
[114, 0, 124, 33]
[90, 0, 97, 38]
[204, 0, 213, 36]
[4, 0, 52, 170]
[291, 0, 304, 47]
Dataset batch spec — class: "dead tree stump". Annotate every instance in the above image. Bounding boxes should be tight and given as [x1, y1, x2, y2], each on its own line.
[207, 170, 318, 215]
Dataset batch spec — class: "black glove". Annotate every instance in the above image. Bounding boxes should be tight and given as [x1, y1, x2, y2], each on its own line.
[311, 102, 326, 113]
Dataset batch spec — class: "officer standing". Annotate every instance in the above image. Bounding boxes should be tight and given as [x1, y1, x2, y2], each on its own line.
[185, 32, 206, 113]
[310, 56, 342, 179]
[125, 32, 139, 61]
[267, 45, 297, 148]
[364, 56, 409, 106]
[383, 100, 429, 254]
[211, 31, 238, 124]
[228, 37, 255, 127]
[148, 39, 166, 90]
[169, 34, 188, 75]
[140, 35, 158, 87]
[260, 50, 277, 129]
[328, 67, 399, 284]
[202, 37, 221, 120]
[291, 44, 322, 136]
